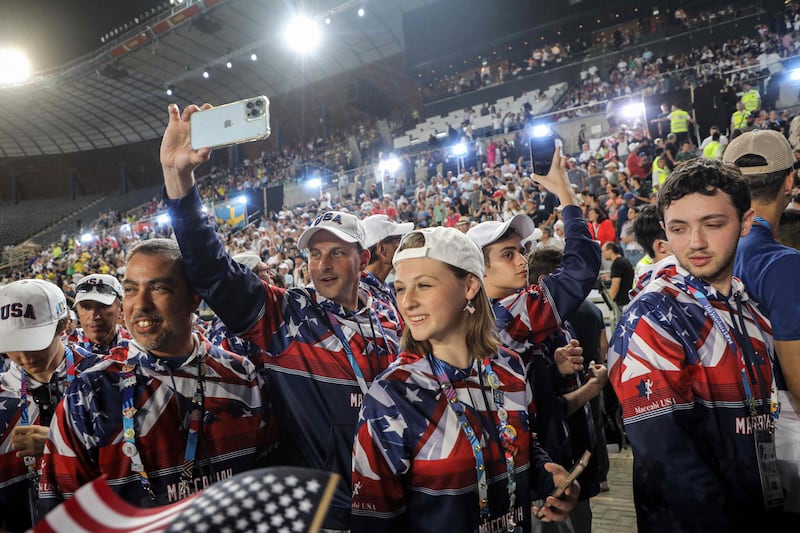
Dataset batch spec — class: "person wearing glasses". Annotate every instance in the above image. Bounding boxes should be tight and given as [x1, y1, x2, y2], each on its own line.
[68, 273, 132, 354]
[0, 279, 99, 532]
[39, 239, 269, 514]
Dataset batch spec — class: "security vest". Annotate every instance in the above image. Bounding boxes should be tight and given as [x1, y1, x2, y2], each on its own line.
[703, 141, 721, 160]
[652, 164, 669, 193]
[731, 110, 748, 130]
[670, 109, 690, 133]
[742, 90, 759, 112]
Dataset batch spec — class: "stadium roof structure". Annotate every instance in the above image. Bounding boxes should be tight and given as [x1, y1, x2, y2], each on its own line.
[0, 0, 426, 158]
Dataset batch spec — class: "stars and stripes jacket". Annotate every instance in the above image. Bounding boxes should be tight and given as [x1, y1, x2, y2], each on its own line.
[491, 205, 601, 368]
[0, 346, 98, 533]
[352, 348, 554, 532]
[166, 186, 402, 529]
[67, 325, 132, 354]
[38, 335, 268, 514]
[607, 266, 777, 532]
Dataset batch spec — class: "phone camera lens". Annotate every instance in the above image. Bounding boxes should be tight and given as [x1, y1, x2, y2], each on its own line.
[247, 102, 254, 109]
[255, 100, 263, 107]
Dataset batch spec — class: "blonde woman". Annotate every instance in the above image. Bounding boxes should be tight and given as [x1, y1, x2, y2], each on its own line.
[352, 227, 578, 532]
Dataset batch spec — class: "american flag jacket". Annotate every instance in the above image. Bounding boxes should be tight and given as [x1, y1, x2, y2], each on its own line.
[491, 205, 601, 368]
[351, 348, 554, 532]
[67, 325, 132, 354]
[0, 346, 98, 532]
[38, 335, 268, 514]
[607, 266, 777, 532]
[167, 186, 402, 529]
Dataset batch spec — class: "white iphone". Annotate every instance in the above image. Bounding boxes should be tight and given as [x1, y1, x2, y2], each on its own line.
[190, 96, 271, 150]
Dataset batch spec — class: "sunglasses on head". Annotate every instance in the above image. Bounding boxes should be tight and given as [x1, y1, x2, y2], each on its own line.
[76, 282, 120, 298]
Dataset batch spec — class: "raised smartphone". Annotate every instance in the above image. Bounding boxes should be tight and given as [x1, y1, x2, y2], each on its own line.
[190, 95, 271, 150]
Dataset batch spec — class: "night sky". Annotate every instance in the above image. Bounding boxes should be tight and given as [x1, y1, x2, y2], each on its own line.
[2, 0, 166, 71]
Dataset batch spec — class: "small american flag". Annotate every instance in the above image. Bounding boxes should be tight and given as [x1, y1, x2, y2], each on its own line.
[32, 467, 339, 533]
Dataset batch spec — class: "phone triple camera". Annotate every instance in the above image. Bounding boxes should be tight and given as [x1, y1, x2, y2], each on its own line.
[246, 98, 265, 119]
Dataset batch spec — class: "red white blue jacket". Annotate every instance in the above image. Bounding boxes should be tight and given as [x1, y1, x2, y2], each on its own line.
[67, 325, 132, 354]
[38, 335, 267, 513]
[0, 346, 97, 532]
[166, 187, 402, 529]
[491, 205, 601, 366]
[351, 348, 553, 532]
[608, 266, 777, 532]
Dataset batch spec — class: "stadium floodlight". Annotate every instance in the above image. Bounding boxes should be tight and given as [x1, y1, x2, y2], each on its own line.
[325, 17, 331, 25]
[452, 142, 468, 157]
[306, 178, 321, 190]
[620, 102, 645, 118]
[80, 232, 94, 243]
[283, 15, 321, 55]
[202, 70, 210, 79]
[0, 49, 31, 85]
[250, 53, 258, 62]
[236, 195, 248, 205]
[357, 8, 365, 17]
[166, 86, 174, 96]
[379, 156, 400, 175]
[530, 124, 552, 138]
[789, 69, 800, 81]
[157, 214, 171, 225]
[226, 61, 232, 69]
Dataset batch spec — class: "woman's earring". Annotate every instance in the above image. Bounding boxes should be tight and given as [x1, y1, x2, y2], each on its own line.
[463, 300, 476, 314]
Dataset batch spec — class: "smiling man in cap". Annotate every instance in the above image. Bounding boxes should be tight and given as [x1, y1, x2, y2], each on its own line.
[68, 273, 131, 354]
[0, 280, 98, 531]
[159, 102, 402, 529]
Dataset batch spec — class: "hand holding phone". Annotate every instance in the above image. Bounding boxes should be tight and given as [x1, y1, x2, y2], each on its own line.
[534, 451, 591, 520]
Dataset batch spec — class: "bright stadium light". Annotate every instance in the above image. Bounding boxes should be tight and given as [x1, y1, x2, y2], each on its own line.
[0, 48, 31, 85]
[530, 124, 552, 138]
[621, 102, 645, 118]
[452, 142, 468, 157]
[250, 53, 258, 61]
[306, 177, 321, 190]
[379, 156, 400, 174]
[236, 195, 248, 205]
[789, 68, 800, 81]
[283, 15, 321, 54]
[157, 214, 171, 225]
[357, 8, 365, 17]
[80, 232, 94, 243]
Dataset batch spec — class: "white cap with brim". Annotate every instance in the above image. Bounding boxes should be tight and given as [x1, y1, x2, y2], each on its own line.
[298, 211, 367, 249]
[232, 252, 263, 272]
[521, 228, 544, 246]
[0, 279, 69, 352]
[362, 214, 414, 249]
[466, 214, 535, 249]
[74, 274, 123, 307]
[393, 227, 484, 280]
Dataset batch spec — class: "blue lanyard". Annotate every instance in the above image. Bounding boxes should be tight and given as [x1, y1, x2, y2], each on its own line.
[326, 309, 394, 395]
[686, 285, 775, 423]
[428, 354, 518, 528]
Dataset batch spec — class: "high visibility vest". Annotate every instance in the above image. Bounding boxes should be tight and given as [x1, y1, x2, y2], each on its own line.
[670, 110, 690, 133]
[731, 110, 748, 130]
[652, 166, 670, 194]
[742, 90, 759, 112]
[703, 141, 721, 160]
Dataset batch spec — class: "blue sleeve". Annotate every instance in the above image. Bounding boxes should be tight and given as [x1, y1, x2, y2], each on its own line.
[540, 205, 602, 324]
[165, 186, 266, 335]
[756, 255, 800, 341]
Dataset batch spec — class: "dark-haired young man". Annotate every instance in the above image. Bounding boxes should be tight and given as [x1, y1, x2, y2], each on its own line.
[725, 129, 800, 512]
[600, 242, 634, 309]
[629, 204, 675, 295]
[608, 159, 785, 531]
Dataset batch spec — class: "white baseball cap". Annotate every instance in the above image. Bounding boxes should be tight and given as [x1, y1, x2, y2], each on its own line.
[394, 227, 484, 280]
[0, 279, 69, 352]
[467, 214, 535, 249]
[298, 211, 367, 249]
[232, 252, 263, 272]
[74, 274, 123, 306]
[362, 214, 414, 249]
